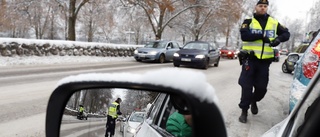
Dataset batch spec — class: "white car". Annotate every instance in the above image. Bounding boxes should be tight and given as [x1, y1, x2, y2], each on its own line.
[122, 111, 146, 137]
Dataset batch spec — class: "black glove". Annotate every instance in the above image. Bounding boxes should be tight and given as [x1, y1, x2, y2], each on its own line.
[262, 36, 270, 43]
[270, 38, 281, 47]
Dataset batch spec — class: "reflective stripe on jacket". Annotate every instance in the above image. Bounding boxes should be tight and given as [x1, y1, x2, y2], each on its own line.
[242, 17, 278, 59]
[108, 102, 119, 118]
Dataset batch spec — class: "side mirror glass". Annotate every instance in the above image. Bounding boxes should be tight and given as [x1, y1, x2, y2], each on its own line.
[288, 54, 299, 62]
[61, 88, 157, 137]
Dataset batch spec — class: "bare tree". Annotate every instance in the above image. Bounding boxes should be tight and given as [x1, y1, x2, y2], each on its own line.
[55, 0, 90, 41]
[124, 0, 205, 40]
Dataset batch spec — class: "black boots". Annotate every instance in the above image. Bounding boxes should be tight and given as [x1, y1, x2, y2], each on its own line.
[251, 101, 258, 115]
[239, 109, 248, 123]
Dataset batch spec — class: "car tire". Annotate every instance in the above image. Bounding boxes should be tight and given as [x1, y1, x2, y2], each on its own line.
[282, 63, 292, 73]
[214, 57, 220, 67]
[174, 63, 180, 67]
[135, 59, 142, 62]
[202, 58, 209, 69]
[159, 54, 165, 63]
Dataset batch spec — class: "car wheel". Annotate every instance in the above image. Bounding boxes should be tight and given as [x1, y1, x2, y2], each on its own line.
[159, 54, 165, 63]
[202, 58, 209, 69]
[214, 57, 220, 67]
[174, 63, 180, 67]
[282, 63, 292, 73]
[135, 59, 142, 62]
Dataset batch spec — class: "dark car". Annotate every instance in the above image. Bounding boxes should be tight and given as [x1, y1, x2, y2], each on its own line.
[282, 42, 310, 73]
[219, 46, 238, 59]
[134, 40, 180, 63]
[273, 48, 280, 62]
[173, 41, 220, 69]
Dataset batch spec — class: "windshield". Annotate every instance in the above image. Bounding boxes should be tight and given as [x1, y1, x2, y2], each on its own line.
[183, 43, 209, 50]
[129, 113, 145, 122]
[145, 42, 167, 48]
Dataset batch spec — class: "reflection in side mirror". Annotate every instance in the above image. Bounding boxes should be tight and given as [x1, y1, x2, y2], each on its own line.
[60, 88, 158, 137]
[288, 54, 299, 62]
[46, 68, 227, 137]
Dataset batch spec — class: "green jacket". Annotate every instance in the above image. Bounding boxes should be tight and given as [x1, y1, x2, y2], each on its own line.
[166, 112, 192, 137]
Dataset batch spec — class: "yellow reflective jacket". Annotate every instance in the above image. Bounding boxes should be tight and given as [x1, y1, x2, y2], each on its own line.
[108, 102, 119, 118]
[242, 17, 278, 59]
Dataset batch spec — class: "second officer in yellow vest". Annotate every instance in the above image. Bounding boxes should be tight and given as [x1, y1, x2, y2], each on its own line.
[105, 98, 122, 137]
[238, 0, 290, 123]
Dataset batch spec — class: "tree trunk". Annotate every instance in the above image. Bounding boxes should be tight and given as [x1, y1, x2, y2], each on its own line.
[88, 19, 93, 42]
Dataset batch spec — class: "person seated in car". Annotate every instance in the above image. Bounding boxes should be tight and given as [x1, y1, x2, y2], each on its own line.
[166, 111, 192, 137]
[166, 95, 193, 137]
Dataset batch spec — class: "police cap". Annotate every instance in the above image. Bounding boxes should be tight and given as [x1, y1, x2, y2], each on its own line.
[256, 0, 269, 5]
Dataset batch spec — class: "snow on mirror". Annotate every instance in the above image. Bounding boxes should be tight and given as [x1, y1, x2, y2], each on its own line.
[60, 88, 190, 137]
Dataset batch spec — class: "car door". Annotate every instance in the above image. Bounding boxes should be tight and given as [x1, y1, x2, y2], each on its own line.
[165, 42, 180, 61]
[208, 44, 219, 63]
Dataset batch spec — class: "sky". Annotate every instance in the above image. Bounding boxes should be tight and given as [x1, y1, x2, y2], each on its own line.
[273, 0, 316, 22]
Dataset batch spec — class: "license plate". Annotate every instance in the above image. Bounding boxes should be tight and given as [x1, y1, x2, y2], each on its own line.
[139, 54, 145, 57]
[181, 58, 191, 62]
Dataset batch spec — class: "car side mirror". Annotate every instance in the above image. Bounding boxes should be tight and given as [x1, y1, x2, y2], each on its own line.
[288, 54, 299, 62]
[45, 68, 227, 137]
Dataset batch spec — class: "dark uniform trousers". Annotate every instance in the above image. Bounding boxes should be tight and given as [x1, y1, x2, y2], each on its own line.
[238, 58, 272, 110]
[105, 115, 116, 137]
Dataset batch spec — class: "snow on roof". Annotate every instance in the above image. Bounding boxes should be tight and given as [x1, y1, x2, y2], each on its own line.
[57, 67, 219, 104]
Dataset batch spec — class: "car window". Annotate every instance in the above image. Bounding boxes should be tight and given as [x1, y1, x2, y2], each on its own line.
[184, 43, 209, 50]
[294, 44, 309, 53]
[144, 93, 176, 136]
[291, 79, 320, 136]
[146, 93, 167, 124]
[145, 41, 166, 48]
[167, 43, 173, 49]
[129, 112, 145, 122]
[172, 42, 180, 49]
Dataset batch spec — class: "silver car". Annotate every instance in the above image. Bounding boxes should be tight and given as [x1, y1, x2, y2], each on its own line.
[134, 40, 180, 63]
[122, 111, 146, 137]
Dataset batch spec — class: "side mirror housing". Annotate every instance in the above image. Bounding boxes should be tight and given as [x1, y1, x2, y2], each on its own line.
[45, 68, 227, 137]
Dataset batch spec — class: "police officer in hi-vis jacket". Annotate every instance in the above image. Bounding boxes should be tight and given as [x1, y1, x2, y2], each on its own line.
[105, 98, 122, 137]
[238, 0, 290, 123]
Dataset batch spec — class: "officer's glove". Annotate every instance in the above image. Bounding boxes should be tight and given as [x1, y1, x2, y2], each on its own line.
[270, 38, 281, 47]
[262, 36, 271, 43]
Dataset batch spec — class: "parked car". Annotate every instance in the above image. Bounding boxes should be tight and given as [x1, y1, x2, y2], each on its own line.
[122, 111, 146, 137]
[289, 30, 320, 113]
[273, 48, 280, 62]
[173, 41, 220, 69]
[46, 68, 226, 137]
[279, 49, 289, 55]
[219, 46, 238, 59]
[282, 42, 310, 73]
[133, 40, 180, 63]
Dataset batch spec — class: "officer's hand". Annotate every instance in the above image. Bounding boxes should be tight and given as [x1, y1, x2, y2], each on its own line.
[270, 38, 281, 47]
[262, 36, 270, 43]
